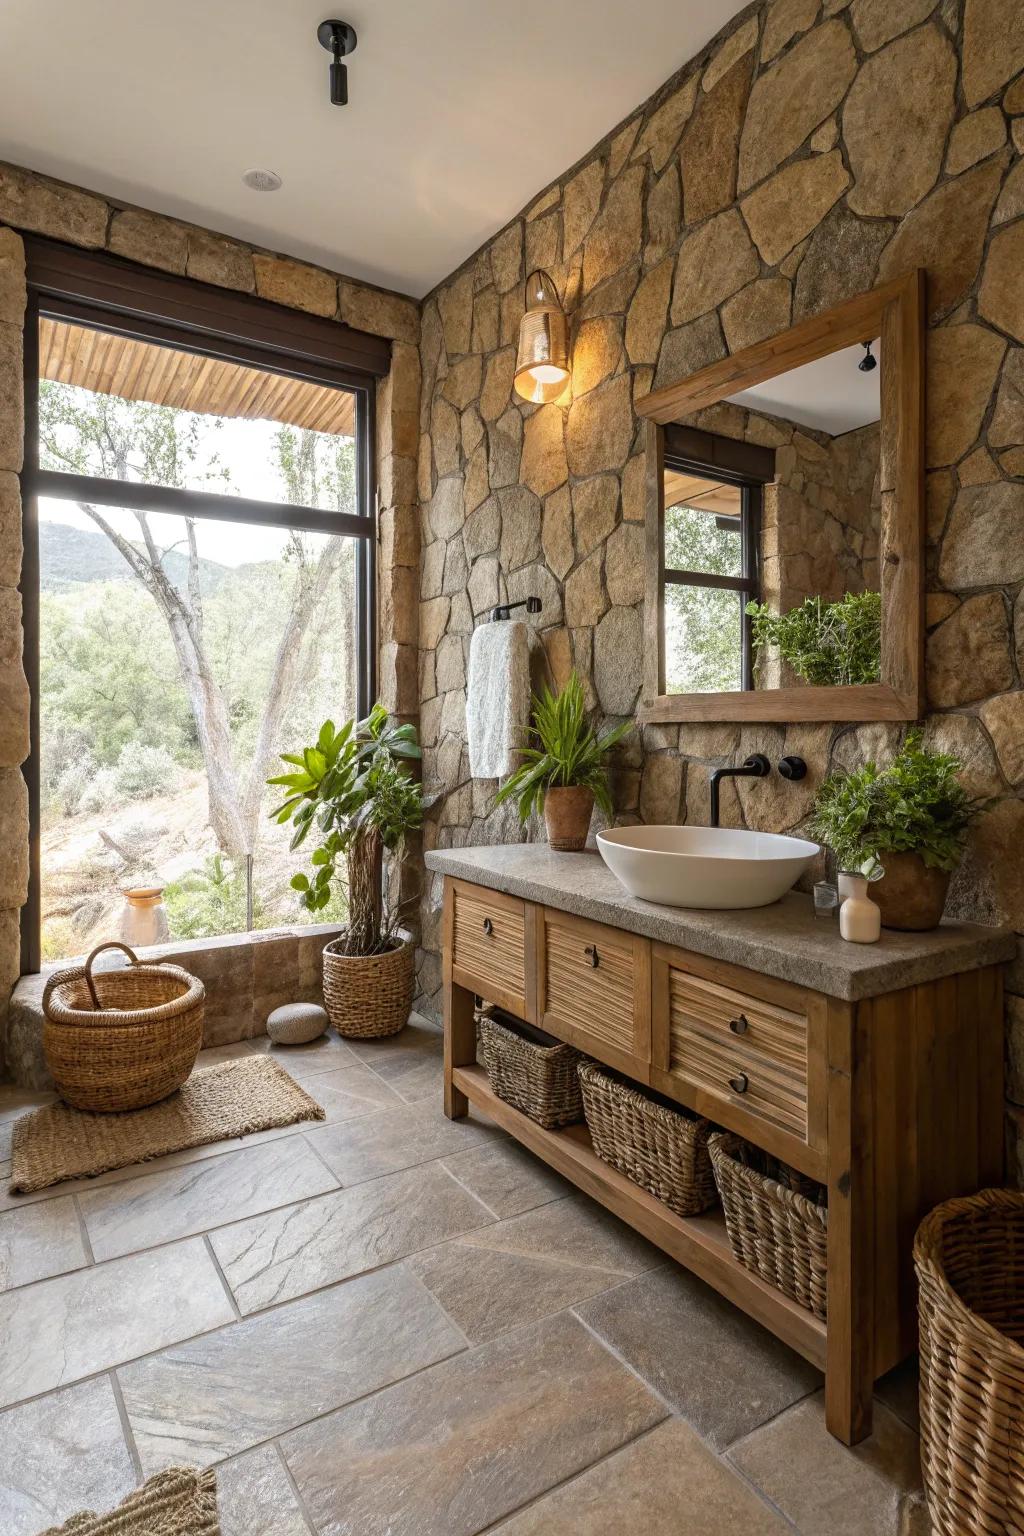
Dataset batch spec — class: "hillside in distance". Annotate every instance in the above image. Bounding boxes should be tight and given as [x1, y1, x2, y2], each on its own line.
[40, 518, 228, 592]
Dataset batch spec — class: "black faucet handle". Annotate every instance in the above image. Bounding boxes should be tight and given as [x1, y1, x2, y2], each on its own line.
[743, 754, 772, 777]
[778, 755, 807, 781]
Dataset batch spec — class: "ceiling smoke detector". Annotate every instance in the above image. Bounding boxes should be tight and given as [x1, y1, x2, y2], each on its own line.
[242, 168, 283, 192]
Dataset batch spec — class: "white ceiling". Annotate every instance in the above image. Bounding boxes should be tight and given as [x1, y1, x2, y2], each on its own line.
[0, 0, 749, 298]
[727, 342, 883, 437]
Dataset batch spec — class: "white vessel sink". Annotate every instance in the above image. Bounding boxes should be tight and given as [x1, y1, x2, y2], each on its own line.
[596, 825, 819, 909]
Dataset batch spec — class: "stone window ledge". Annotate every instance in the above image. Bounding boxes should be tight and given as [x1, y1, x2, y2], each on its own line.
[4, 924, 342, 1090]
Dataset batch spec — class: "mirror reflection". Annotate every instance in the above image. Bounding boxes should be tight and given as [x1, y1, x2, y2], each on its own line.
[663, 337, 882, 695]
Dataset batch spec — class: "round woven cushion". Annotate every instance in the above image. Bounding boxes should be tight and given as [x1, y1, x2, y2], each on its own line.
[266, 1002, 329, 1045]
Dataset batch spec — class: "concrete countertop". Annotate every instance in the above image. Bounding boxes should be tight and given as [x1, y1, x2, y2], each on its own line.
[425, 843, 1016, 1002]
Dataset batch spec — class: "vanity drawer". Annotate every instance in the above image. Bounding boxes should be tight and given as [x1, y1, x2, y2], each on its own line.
[653, 953, 826, 1170]
[540, 909, 651, 1077]
[450, 882, 532, 1019]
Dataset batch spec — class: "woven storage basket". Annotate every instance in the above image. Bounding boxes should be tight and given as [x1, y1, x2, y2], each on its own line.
[42, 941, 204, 1113]
[709, 1131, 829, 1319]
[477, 1009, 584, 1128]
[914, 1188, 1024, 1536]
[322, 934, 414, 1039]
[579, 1059, 717, 1217]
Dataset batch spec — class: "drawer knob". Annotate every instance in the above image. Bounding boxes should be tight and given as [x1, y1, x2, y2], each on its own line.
[729, 1072, 749, 1095]
[584, 944, 600, 969]
[729, 1014, 749, 1035]
[482, 917, 494, 936]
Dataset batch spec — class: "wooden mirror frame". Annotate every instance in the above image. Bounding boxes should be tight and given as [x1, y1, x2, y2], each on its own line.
[638, 270, 925, 724]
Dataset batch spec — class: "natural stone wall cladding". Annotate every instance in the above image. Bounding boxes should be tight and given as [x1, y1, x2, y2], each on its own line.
[415, 0, 1024, 1174]
[0, 162, 421, 1072]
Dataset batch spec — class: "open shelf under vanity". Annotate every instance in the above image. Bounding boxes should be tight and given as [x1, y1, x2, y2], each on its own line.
[453, 1061, 826, 1367]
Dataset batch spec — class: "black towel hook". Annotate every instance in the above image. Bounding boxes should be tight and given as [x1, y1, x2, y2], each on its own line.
[491, 596, 541, 622]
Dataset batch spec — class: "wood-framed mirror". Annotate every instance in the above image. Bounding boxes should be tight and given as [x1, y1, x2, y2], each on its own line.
[638, 271, 925, 724]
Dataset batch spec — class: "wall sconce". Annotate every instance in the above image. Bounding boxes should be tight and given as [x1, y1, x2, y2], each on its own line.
[514, 270, 570, 404]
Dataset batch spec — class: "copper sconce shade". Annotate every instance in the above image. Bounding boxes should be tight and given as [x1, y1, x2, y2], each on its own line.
[514, 269, 570, 404]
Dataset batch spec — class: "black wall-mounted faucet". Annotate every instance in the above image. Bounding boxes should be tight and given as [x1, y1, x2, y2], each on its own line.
[708, 754, 771, 827]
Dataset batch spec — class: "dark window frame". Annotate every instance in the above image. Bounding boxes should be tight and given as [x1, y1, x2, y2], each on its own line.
[662, 448, 766, 695]
[21, 238, 385, 973]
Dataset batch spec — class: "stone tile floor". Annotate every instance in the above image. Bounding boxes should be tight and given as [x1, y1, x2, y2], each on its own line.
[0, 1017, 931, 1534]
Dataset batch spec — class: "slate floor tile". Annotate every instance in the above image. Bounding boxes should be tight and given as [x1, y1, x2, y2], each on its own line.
[282, 1312, 666, 1536]
[118, 1261, 464, 1472]
[574, 1263, 821, 1448]
[211, 1160, 492, 1313]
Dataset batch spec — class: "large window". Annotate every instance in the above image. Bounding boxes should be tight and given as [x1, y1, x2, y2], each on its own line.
[662, 457, 762, 695]
[23, 245, 384, 966]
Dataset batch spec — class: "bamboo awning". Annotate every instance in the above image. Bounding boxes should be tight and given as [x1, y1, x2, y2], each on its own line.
[664, 468, 742, 516]
[39, 317, 356, 437]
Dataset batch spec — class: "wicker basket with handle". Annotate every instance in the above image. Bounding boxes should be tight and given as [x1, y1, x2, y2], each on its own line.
[914, 1188, 1024, 1536]
[709, 1131, 829, 1319]
[477, 1009, 585, 1128]
[43, 941, 205, 1113]
[579, 1059, 718, 1217]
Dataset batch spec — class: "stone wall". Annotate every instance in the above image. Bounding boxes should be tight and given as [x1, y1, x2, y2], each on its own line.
[0, 162, 422, 1072]
[414, 0, 1024, 1172]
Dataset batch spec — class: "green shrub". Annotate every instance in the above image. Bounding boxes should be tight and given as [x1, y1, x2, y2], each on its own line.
[809, 730, 990, 873]
[746, 591, 882, 687]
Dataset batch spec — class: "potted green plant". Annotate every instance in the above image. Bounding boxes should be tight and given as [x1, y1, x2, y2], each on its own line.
[809, 731, 990, 930]
[746, 591, 882, 686]
[494, 672, 631, 851]
[269, 704, 423, 1037]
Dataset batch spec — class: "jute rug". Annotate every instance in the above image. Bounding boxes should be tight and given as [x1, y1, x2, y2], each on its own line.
[10, 1056, 325, 1194]
[41, 1467, 218, 1535]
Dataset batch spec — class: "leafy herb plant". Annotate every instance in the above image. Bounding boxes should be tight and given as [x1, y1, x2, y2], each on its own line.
[746, 591, 882, 687]
[809, 730, 989, 874]
[494, 672, 631, 823]
[269, 704, 422, 956]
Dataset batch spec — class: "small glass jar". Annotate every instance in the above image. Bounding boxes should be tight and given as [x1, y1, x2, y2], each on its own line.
[813, 880, 839, 920]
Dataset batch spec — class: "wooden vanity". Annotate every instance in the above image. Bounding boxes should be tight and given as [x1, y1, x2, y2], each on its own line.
[427, 843, 1014, 1446]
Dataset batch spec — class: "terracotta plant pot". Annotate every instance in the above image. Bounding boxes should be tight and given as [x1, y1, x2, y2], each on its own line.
[544, 786, 595, 852]
[872, 851, 952, 931]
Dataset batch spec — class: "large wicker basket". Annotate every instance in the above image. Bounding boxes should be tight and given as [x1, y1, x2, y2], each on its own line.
[579, 1059, 717, 1217]
[709, 1131, 829, 1318]
[42, 941, 205, 1113]
[477, 1010, 584, 1128]
[914, 1188, 1024, 1536]
[322, 934, 414, 1039]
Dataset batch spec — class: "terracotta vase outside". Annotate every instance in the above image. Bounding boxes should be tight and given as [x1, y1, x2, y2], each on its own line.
[544, 786, 595, 852]
[872, 851, 952, 931]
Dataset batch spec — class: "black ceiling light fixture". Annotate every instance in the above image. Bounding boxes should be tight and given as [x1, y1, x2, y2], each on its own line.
[317, 19, 357, 105]
[858, 340, 877, 373]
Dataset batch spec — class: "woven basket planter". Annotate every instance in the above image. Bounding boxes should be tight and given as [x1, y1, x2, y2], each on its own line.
[914, 1188, 1024, 1535]
[579, 1059, 717, 1218]
[709, 1131, 829, 1318]
[322, 934, 414, 1039]
[477, 1010, 584, 1128]
[43, 941, 205, 1113]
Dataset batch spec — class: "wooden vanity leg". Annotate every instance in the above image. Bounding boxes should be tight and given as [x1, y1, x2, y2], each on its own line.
[442, 880, 475, 1119]
[825, 1000, 875, 1446]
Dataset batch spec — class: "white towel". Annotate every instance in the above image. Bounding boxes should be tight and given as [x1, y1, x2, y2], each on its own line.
[466, 620, 531, 780]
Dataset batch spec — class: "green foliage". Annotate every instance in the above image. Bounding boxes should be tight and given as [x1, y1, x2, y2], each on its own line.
[79, 743, 179, 814]
[163, 854, 256, 940]
[663, 501, 743, 694]
[745, 591, 882, 687]
[269, 705, 423, 953]
[809, 730, 990, 874]
[493, 672, 631, 822]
